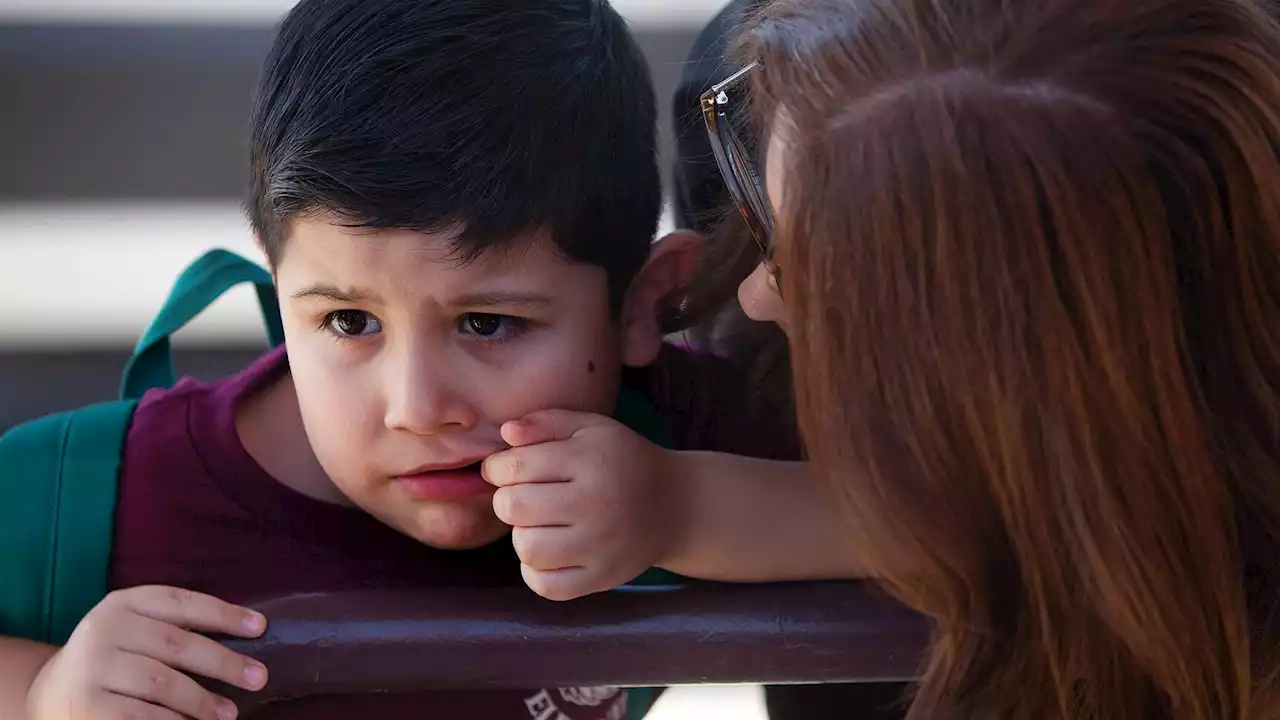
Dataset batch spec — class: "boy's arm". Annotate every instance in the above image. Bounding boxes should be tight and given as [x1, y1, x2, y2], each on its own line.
[486, 412, 869, 600]
[0, 637, 57, 720]
[659, 453, 869, 583]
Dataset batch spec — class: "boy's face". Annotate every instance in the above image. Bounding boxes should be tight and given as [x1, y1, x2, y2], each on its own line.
[273, 218, 648, 550]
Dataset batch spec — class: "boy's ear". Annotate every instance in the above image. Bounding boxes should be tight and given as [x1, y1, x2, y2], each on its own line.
[620, 230, 704, 368]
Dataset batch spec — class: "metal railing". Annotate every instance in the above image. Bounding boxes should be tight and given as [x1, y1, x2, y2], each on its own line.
[206, 582, 928, 715]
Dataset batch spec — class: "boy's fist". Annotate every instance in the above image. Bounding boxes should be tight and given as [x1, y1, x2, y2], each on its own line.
[27, 585, 268, 720]
[483, 410, 681, 601]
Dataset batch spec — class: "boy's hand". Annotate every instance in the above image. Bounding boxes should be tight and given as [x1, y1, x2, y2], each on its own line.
[27, 585, 269, 720]
[483, 410, 682, 601]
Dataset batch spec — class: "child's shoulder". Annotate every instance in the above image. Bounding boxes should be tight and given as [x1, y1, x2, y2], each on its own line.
[110, 346, 295, 592]
[126, 346, 287, 444]
[639, 340, 800, 461]
[117, 346, 288, 513]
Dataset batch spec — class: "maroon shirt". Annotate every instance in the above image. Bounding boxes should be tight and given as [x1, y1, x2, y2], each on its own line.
[109, 345, 797, 719]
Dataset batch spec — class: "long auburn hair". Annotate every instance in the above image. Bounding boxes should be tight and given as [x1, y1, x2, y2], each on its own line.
[743, 0, 1280, 717]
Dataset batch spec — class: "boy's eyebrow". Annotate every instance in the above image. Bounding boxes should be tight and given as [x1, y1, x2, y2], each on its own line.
[449, 291, 554, 309]
[291, 283, 378, 303]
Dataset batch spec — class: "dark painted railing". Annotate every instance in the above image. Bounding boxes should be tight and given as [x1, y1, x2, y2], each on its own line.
[207, 582, 929, 715]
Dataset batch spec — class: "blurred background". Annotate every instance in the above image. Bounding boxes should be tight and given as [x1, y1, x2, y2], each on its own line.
[0, 0, 715, 431]
[0, 0, 763, 716]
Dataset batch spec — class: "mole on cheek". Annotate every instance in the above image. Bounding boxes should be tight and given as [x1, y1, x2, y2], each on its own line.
[587, 361, 596, 374]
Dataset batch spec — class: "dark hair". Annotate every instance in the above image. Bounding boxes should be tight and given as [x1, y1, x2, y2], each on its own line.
[748, 0, 1280, 717]
[248, 0, 660, 309]
[665, 0, 794, 410]
[670, 0, 765, 235]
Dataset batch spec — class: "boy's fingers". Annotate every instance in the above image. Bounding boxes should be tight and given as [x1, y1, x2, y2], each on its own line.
[520, 565, 596, 603]
[482, 443, 572, 489]
[94, 691, 186, 720]
[499, 409, 612, 447]
[492, 482, 580, 527]
[102, 654, 232, 720]
[122, 586, 267, 638]
[120, 615, 268, 693]
[511, 526, 590, 571]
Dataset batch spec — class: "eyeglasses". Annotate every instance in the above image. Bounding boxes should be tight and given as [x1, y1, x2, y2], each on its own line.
[700, 61, 780, 286]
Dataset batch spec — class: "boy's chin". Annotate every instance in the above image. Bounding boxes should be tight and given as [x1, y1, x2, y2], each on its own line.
[397, 502, 510, 551]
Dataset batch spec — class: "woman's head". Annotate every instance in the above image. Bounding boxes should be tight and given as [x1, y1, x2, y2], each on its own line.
[741, 0, 1280, 717]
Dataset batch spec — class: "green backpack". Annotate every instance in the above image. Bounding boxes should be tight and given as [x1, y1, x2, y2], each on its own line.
[0, 248, 674, 715]
[0, 249, 285, 646]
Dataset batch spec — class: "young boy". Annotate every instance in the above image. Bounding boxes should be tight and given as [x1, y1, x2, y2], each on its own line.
[0, 1, 796, 718]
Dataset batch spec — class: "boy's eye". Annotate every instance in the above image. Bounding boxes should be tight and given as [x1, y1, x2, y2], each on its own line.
[464, 313, 503, 337]
[458, 313, 531, 342]
[324, 310, 382, 337]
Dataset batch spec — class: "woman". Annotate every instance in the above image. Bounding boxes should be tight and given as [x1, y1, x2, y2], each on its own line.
[705, 0, 1280, 717]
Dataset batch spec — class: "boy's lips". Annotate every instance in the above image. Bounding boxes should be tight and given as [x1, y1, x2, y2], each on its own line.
[396, 456, 490, 476]
[393, 457, 493, 501]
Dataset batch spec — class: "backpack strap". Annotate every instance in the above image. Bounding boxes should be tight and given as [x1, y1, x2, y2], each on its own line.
[44, 402, 143, 644]
[0, 401, 139, 644]
[614, 384, 675, 451]
[121, 248, 283, 400]
[1, 249, 282, 644]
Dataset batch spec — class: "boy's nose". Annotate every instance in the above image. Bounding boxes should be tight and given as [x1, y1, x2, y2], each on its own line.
[382, 346, 478, 435]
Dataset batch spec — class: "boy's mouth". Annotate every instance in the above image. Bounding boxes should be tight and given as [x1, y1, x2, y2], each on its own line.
[393, 458, 492, 501]
[397, 457, 488, 476]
